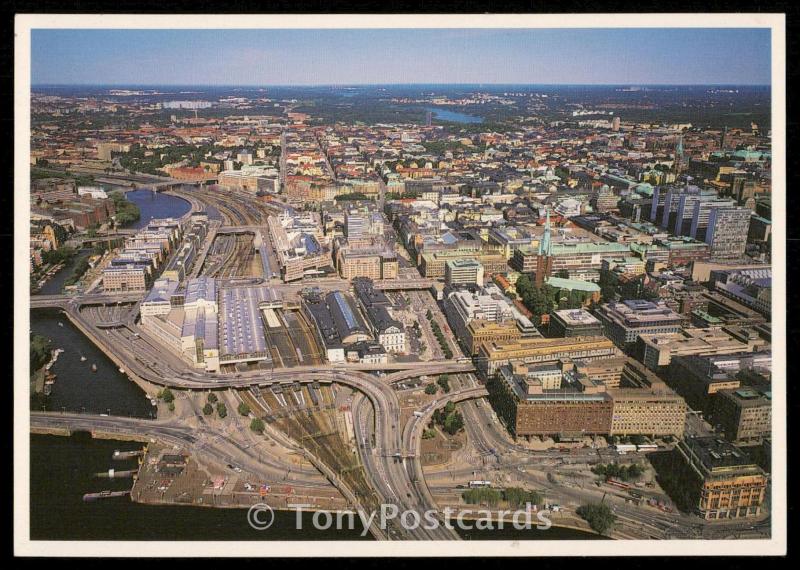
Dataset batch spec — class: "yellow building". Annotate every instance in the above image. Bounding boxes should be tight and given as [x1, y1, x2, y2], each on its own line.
[465, 320, 522, 356]
[476, 335, 620, 377]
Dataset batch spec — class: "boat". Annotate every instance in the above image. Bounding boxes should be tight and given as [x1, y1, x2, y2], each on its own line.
[58, 322, 64, 327]
[119, 368, 125, 374]
[80, 355, 87, 362]
[91, 364, 97, 372]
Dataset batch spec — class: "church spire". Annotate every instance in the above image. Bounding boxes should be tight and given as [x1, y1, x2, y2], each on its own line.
[539, 207, 552, 257]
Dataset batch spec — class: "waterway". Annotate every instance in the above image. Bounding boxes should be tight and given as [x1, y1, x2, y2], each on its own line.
[424, 106, 484, 124]
[30, 434, 369, 541]
[28, 311, 596, 541]
[29, 309, 155, 417]
[123, 189, 191, 229]
[34, 248, 92, 296]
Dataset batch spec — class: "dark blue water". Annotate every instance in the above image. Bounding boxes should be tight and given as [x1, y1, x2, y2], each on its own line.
[29, 309, 155, 418]
[35, 249, 92, 295]
[125, 189, 191, 229]
[425, 107, 484, 124]
[30, 434, 370, 541]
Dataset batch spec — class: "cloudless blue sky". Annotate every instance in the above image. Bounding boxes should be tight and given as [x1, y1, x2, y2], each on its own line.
[31, 28, 771, 86]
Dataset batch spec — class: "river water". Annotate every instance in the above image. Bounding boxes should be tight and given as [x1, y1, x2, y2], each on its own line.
[29, 309, 155, 417]
[28, 310, 596, 541]
[123, 189, 192, 229]
[35, 249, 92, 295]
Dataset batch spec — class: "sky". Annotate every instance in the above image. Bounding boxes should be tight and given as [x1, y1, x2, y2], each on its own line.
[31, 28, 772, 86]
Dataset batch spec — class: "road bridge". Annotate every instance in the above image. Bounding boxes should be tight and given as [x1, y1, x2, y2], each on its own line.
[30, 292, 142, 309]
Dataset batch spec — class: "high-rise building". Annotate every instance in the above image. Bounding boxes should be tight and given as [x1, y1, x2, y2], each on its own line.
[705, 206, 752, 258]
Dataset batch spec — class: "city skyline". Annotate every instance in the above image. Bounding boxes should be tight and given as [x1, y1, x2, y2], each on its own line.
[31, 28, 772, 86]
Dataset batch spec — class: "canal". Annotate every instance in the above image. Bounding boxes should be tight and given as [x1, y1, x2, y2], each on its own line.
[34, 249, 92, 296]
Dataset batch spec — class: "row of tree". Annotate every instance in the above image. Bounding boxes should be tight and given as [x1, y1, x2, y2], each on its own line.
[591, 462, 645, 482]
[426, 310, 454, 359]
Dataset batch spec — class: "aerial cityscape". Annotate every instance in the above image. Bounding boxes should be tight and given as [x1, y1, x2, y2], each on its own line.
[24, 25, 777, 547]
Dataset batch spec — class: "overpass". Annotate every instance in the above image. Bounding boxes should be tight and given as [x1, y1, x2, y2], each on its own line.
[217, 225, 267, 234]
[30, 292, 142, 310]
[382, 361, 475, 383]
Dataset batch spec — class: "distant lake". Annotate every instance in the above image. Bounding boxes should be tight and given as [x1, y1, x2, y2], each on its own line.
[425, 107, 484, 124]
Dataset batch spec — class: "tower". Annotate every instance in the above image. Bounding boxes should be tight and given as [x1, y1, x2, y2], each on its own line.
[425, 110, 432, 127]
[674, 134, 685, 173]
[535, 208, 554, 286]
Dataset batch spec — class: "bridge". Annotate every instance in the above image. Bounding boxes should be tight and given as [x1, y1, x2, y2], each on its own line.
[217, 225, 267, 234]
[30, 292, 143, 309]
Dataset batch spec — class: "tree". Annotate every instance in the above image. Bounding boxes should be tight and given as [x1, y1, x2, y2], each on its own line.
[207, 393, 218, 404]
[30, 333, 51, 372]
[462, 488, 502, 507]
[238, 402, 251, 416]
[160, 388, 174, 404]
[555, 269, 570, 279]
[424, 383, 438, 395]
[250, 418, 265, 434]
[202, 403, 213, 415]
[576, 503, 616, 535]
[216, 402, 227, 418]
[443, 411, 464, 435]
[167, 401, 175, 412]
[503, 487, 543, 508]
[437, 375, 451, 394]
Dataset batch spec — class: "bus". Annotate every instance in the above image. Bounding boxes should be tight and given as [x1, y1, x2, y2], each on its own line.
[606, 478, 630, 490]
[615, 444, 637, 453]
[636, 444, 659, 452]
[468, 480, 492, 488]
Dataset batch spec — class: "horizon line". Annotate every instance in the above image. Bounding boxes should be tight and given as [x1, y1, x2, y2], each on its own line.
[31, 82, 772, 88]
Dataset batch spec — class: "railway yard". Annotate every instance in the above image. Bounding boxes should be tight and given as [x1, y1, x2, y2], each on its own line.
[175, 186, 286, 226]
[200, 233, 263, 278]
